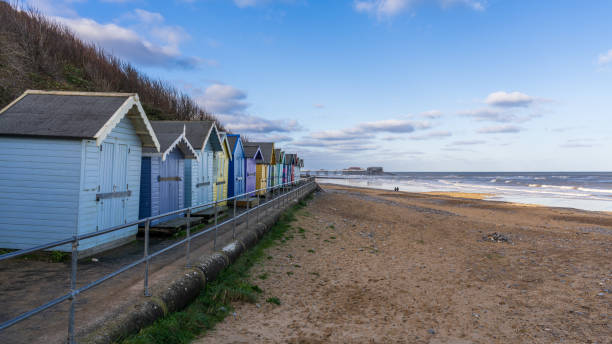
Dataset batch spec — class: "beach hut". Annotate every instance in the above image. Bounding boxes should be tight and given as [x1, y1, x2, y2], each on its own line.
[139, 122, 198, 224]
[296, 158, 303, 182]
[243, 143, 264, 196]
[180, 121, 223, 210]
[213, 132, 232, 207]
[251, 142, 275, 196]
[282, 152, 290, 184]
[274, 149, 284, 186]
[285, 153, 296, 183]
[227, 134, 246, 199]
[0, 90, 159, 255]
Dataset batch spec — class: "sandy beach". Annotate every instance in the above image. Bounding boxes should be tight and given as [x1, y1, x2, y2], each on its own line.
[199, 184, 612, 343]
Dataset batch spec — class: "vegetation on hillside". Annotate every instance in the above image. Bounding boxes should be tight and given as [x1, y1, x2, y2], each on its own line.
[0, 2, 223, 129]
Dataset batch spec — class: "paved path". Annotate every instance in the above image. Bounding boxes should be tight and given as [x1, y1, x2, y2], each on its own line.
[0, 188, 302, 344]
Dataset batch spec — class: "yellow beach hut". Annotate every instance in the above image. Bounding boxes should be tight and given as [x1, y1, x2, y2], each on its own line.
[213, 132, 232, 206]
[250, 142, 275, 196]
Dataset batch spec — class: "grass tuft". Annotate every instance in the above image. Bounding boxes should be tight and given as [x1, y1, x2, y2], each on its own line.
[266, 297, 281, 305]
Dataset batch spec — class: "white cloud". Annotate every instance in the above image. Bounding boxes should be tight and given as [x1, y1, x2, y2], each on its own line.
[362, 119, 430, 132]
[477, 125, 522, 134]
[218, 114, 301, 133]
[440, 0, 485, 11]
[452, 140, 486, 145]
[232, 0, 299, 8]
[409, 131, 452, 140]
[195, 83, 302, 134]
[421, 110, 442, 119]
[197, 84, 249, 114]
[52, 10, 212, 69]
[246, 134, 294, 143]
[354, 0, 485, 18]
[459, 108, 518, 122]
[132, 9, 164, 24]
[24, 0, 79, 17]
[310, 128, 372, 141]
[313, 103, 325, 109]
[310, 118, 431, 142]
[560, 138, 596, 148]
[485, 91, 534, 107]
[354, 0, 414, 17]
[597, 49, 612, 66]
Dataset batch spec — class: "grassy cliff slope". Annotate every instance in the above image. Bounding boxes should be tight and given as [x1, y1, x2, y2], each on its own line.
[0, 2, 221, 127]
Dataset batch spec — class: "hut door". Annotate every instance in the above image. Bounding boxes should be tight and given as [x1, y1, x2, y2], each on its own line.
[206, 151, 213, 202]
[160, 151, 180, 214]
[198, 152, 208, 204]
[238, 158, 244, 195]
[97, 142, 128, 231]
[112, 144, 128, 225]
[97, 142, 115, 230]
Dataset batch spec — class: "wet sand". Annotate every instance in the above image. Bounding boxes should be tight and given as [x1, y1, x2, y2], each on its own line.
[199, 184, 612, 344]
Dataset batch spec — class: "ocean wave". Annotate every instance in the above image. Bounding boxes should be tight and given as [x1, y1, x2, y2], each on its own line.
[577, 187, 612, 193]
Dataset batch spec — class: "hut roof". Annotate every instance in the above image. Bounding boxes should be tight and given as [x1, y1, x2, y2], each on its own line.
[153, 120, 221, 152]
[274, 149, 284, 163]
[227, 134, 238, 152]
[144, 121, 198, 160]
[227, 134, 245, 159]
[218, 132, 233, 160]
[250, 142, 275, 164]
[243, 143, 263, 161]
[285, 153, 295, 165]
[0, 90, 159, 150]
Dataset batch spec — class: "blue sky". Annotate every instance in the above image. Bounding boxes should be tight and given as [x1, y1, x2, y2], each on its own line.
[23, 0, 612, 171]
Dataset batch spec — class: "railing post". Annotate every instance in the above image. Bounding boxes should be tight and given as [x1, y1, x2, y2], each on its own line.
[257, 192, 260, 223]
[213, 200, 218, 250]
[232, 197, 237, 239]
[144, 219, 151, 297]
[68, 237, 78, 344]
[185, 209, 191, 268]
[246, 197, 250, 230]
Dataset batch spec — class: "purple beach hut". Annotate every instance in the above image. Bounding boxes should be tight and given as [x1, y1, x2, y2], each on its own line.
[243, 143, 263, 197]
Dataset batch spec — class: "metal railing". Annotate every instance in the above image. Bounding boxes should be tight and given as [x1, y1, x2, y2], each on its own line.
[0, 177, 316, 343]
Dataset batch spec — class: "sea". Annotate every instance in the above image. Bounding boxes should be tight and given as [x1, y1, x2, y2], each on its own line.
[315, 172, 612, 212]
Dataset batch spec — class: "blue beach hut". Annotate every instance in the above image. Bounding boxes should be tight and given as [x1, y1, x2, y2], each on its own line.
[227, 134, 246, 199]
[179, 121, 223, 210]
[0, 90, 160, 255]
[139, 122, 198, 224]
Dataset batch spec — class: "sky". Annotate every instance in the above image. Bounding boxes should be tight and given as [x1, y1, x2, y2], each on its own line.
[18, 0, 612, 171]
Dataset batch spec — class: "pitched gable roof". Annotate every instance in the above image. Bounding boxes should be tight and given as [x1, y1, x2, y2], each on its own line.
[218, 132, 233, 160]
[155, 120, 222, 152]
[0, 90, 159, 150]
[227, 134, 244, 158]
[250, 142, 275, 164]
[243, 143, 263, 161]
[145, 121, 198, 160]
[274, 149, 284, 164]
[285, 153, 295, 165]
